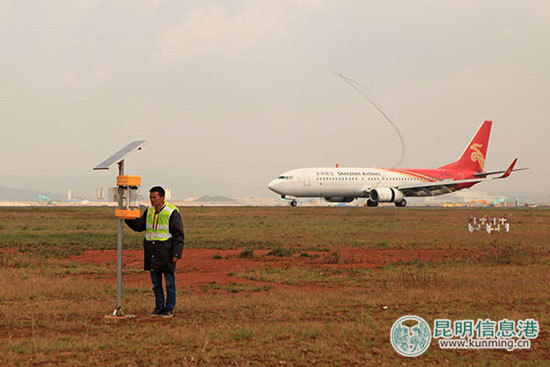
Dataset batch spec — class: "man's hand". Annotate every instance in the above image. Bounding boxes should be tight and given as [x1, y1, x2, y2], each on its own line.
[173, 257, 180, 263]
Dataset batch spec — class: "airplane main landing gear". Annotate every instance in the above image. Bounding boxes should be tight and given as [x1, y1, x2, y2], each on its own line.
[290, 200, 297, 207]
[395, 199, 407, 207]
[367, 199, 379, 207]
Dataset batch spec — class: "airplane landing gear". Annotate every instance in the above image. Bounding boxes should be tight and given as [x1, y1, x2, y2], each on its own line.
[395, 199, 407, 207]
[367, 199, 379, 207]
[290, 200, 297, 207]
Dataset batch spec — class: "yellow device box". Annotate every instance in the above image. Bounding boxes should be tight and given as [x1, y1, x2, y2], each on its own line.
[115, 209, 141, 219]
[116, 175, 141, 186]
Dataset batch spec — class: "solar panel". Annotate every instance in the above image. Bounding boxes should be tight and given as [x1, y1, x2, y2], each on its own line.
[93, 140, 147, 170]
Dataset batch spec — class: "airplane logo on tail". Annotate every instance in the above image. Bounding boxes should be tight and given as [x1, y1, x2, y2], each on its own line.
[470, 143, 485, 169]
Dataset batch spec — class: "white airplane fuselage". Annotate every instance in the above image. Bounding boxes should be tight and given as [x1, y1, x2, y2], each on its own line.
[267, 167, 463, 202]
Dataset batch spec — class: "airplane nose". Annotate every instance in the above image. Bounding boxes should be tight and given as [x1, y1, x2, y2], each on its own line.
[268, 180, 281, 193]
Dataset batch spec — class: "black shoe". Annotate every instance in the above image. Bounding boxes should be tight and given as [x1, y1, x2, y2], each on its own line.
[160, 310, 173, 318]
[149, 308, 164, 316]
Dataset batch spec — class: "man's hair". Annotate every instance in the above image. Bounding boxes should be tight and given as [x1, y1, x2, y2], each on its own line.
[149, 186, 165, 197]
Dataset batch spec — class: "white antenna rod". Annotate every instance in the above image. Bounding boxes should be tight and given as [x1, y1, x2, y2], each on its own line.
[336, 73, 406, 168]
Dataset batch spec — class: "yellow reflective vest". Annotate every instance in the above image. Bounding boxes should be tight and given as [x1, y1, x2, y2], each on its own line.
[145, 203, 179, 241]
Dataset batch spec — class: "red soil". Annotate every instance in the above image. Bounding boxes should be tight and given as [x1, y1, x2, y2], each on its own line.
[68, 247, 467, 294]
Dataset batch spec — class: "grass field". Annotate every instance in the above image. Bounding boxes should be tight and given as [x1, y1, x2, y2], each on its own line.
[0, 206, 548, 366]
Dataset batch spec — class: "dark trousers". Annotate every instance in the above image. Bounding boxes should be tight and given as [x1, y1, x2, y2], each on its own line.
[150, 271, 176, 311]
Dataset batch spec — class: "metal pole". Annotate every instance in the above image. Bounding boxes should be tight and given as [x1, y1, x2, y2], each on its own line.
[115, 159, 125, 316]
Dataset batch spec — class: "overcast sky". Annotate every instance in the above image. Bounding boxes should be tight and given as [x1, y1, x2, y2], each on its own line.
[1, 0, 548, 200]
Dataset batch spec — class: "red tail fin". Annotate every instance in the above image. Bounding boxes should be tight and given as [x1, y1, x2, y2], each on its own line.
[439, 121, 492, 172]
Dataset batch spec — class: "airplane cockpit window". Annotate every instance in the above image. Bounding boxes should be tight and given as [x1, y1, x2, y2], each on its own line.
[278, 176, 294, 180]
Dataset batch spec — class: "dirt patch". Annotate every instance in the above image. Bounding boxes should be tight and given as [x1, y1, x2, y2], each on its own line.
[69, 248, 330, 293]
[320, 248, 467, 268]
[67, 247, 469, 294]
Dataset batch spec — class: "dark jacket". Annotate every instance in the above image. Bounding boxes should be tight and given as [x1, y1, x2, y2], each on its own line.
[125, 205, 184, 273]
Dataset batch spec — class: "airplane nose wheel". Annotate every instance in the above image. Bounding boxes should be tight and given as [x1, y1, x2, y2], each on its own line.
[290, 200, 297, 207]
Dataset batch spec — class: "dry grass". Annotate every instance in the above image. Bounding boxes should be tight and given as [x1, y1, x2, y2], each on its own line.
[0, 207, 548, 366]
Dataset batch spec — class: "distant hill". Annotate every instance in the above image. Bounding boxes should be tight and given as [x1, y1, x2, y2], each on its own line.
[0, 185, 64, 202]
[193, 195, 240, 203]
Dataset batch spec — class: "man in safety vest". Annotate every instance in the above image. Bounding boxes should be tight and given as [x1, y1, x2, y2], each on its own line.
[125, 186, 184, 318]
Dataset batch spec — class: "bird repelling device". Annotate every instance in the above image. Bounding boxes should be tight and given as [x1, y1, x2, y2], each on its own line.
[114, 175, 141, 219]
[93, 140, 147, 319]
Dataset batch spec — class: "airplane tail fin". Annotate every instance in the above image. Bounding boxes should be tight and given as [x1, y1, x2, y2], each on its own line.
[439, 120, 492, 172]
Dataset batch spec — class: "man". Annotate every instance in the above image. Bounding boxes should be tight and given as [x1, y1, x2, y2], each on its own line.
[125, 186, 184, 318]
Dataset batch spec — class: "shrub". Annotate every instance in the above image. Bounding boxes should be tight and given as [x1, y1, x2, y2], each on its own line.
[267, 248, 294, 257]
[321, 252, 341, 264]
[238, 249, 254, 258]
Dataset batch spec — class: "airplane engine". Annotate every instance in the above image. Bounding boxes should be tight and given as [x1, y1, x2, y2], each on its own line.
[324, 197, 355, 203]
[369, 188, 404, 203]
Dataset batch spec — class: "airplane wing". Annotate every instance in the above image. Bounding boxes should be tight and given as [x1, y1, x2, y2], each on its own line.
[395, 159, 521, 197]
[397, 178, 482, 197]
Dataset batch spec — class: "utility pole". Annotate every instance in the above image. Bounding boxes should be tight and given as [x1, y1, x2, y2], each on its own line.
[93, 140, 147, 318]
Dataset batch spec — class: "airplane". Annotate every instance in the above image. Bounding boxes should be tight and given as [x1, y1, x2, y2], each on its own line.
[267, 121, 525, 207]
